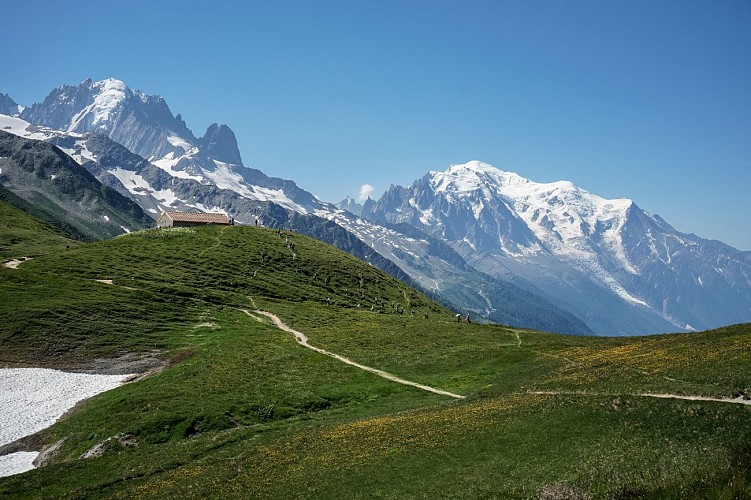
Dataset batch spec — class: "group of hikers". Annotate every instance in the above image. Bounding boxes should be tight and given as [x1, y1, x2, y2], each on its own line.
[456, 312, 472, 324]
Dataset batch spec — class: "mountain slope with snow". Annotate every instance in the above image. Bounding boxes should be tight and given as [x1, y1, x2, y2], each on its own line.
[18, 79, 319, 218]
[314, 206, 593, 334]
[14, 80, 747, 336]
[364, 161, 751, 335]
[0, 130, 153, 240]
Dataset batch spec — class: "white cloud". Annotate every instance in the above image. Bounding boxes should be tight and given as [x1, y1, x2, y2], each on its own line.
[357, 184, 375, 203]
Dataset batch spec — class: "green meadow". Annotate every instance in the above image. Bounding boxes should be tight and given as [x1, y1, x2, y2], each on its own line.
[1, 221, 749, 498]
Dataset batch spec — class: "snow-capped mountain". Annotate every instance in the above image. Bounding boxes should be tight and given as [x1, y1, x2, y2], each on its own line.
[11, 78, 748, 336]
[1, 82, 593, 333]
[363, 160, 751, 335]
[21, 78, 195, 162]
[314, 206, 593, 334]
[16, 78, 323, 219]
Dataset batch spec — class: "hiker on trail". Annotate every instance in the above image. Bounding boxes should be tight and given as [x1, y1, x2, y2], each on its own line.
[255, 217, 258, 226]
[456, 314, 462, 323]
[465, 312, 472, 324]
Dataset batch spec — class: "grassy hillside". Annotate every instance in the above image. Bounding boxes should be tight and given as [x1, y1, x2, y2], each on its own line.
[1, 225, 750, 499]
[0, 198, 80, 261]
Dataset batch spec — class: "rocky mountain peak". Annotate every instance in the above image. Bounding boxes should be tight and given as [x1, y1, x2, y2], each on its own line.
[335, 195, 363, 216]
[21, 78, 196, 161]
[0, 93, 23, 116]
[200, 123, 242, 165]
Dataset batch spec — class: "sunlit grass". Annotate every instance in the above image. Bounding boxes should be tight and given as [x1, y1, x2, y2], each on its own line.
[1, 225, 749, 498]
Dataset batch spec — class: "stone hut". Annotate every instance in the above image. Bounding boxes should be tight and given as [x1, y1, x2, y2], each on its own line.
[156, 211, 233, 228]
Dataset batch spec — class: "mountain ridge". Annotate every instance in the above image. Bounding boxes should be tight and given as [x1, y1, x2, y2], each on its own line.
[9, 80, 749, 335]
[362, 160, 751, 335]
[0, 130, 154, 240]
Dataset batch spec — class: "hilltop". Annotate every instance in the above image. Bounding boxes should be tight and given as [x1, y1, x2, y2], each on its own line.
[0, 224, 750, 498]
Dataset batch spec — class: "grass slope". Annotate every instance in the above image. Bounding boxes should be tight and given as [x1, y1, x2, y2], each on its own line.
[0, 198, 80, 261]
[0, 225, 750, 499]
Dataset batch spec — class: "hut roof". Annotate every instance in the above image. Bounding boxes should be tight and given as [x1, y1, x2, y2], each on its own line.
[163, 211, 231, 224]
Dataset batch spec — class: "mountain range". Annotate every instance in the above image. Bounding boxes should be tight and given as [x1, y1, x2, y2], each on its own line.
[2, 77, 749, 335]
[363, 162, 751, 334]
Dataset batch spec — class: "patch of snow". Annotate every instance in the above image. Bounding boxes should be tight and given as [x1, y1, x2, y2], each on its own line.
[153, 188, 180, 206]
[151, 152, 203, 181]
[205, 160, 308, 213]
[103, 215, 110, 221]
[109, 168, 152, 193]
[0, 368, 132, 478]
[120, 226, 131, 233]
[204, 161, 254, 197]
[108, 168, 182, 208]
[0, 114, 71, 142]
[408, 198, 435, 225]
[166, 135, 194, 152]
[0, 452, 38, 477]
[462, 237, 477, 251]
[57, 139, 98, 165]
[50, 174, 56, 180]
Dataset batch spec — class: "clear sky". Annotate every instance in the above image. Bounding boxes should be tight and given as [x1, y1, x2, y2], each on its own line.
[3, 0, 750, 250]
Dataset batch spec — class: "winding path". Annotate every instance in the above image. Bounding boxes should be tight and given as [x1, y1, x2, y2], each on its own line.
[243, 309, 465, 400]
[528, 390, 751, 406]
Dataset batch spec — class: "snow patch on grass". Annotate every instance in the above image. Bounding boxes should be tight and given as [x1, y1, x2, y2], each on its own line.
[0, 368, 131, 477]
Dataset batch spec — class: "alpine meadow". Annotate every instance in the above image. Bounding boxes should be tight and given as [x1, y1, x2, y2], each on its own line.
[2, 2, 751, 499]
[0, 217, 749, 498]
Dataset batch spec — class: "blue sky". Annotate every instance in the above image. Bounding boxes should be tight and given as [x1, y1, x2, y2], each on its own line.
[3, 0, 750, 249]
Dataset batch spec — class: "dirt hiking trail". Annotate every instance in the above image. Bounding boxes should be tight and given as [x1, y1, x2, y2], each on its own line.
[245, 309, 465, 400]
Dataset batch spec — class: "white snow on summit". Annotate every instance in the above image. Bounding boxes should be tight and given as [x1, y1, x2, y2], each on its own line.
[68, 78, 130, 132]
[424, 160, 647, 306]
[430, 160, 636, 265]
